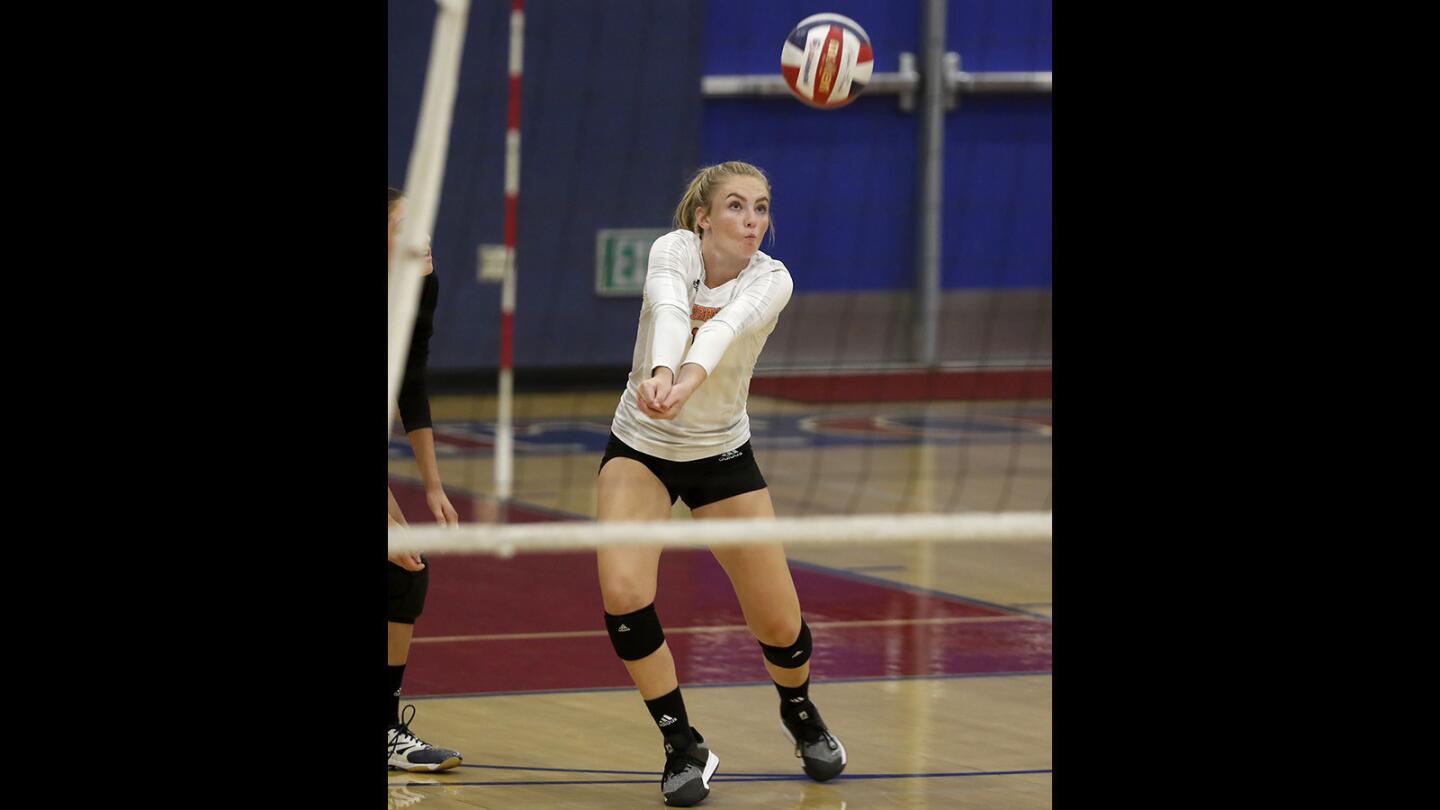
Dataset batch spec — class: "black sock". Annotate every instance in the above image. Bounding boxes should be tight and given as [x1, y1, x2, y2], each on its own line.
[387, 665, 406, 726]
[775, 677, 813, 719]
[644, 687, 692, 741]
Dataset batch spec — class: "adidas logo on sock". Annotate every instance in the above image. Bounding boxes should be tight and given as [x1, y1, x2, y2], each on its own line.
[658, 714, 678, 727]
[789, 696, 807, 703]
[618, 624, 630, 632]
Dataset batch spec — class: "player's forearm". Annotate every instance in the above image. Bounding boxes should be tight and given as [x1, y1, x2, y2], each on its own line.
[650, 306, 691, 380]
[676, 362, 708, 392]
[388, 487, 408, 526]
[407, 428, 445, 492]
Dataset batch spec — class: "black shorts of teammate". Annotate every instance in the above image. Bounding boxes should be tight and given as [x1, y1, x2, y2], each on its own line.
[387, 556, 429, 625]
[599, 433, 768, 509]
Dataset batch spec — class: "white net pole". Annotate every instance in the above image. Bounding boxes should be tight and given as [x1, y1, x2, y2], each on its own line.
[389, 511, 1052, 556]
[387, 0, 470, 438]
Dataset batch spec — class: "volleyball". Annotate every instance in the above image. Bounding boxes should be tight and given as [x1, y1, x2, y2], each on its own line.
[780, 13, 875, 110]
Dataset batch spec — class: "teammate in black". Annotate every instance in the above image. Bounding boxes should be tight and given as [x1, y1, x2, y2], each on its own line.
[386, 187, 462, 772]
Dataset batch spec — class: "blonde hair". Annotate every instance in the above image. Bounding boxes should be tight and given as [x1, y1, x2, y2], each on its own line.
[673, 161, 775, 245]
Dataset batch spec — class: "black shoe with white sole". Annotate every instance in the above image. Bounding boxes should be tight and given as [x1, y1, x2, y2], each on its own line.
[661, 727, 720, 806]
[781, 704, 846, 781]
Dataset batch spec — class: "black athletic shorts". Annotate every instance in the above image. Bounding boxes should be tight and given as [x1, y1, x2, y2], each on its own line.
[599, 433, 768, 509]
[387, 556, 429, 625]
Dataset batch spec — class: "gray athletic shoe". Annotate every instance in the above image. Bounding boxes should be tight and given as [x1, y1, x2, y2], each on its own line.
[781, 705, 847, 781]
[661, 727, 720, 806]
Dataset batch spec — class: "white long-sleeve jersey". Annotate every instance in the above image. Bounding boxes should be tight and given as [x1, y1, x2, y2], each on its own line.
[610, 229, 793, 462]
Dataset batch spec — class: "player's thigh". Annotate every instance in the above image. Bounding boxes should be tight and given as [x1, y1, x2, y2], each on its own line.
[596, 457, 672, 612]
[698, 490, 801, 642]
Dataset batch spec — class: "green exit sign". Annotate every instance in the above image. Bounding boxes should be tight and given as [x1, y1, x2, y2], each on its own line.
[596, 229, 667, 297]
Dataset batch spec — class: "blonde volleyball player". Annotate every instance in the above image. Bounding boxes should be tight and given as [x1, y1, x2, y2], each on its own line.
[386, 188, 463, 772]
[596, 162, 846, 807]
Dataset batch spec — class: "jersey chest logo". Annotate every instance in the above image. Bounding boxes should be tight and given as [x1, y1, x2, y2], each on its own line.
[690, 304, 721, 338]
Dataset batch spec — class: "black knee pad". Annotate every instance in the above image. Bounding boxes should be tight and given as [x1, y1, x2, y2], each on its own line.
[605, 602, 666, 661]
[760, 619, 812, 668]
[387, 559, 430, 624]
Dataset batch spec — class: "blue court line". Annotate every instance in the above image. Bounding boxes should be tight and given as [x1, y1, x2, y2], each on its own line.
[455, 763, 1052, 780]
[459, 764, 658, 776]
[397, 768, 1052, 788]
[403, 670, 1051, 702]
[785, 558, 1053, 622]
[459, 764, 789, 777]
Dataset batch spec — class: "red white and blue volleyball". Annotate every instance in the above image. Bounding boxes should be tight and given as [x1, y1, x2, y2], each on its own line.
[780, 13, 875, 110]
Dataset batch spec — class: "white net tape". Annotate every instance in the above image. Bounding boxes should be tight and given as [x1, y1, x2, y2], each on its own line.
[388, 511, 1051, 557]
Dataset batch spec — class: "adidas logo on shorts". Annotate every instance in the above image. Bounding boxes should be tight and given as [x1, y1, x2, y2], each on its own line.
[717, 450, 742, 462]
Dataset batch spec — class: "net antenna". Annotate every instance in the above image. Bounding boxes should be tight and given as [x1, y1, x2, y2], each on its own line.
[388, 0, 471, 439]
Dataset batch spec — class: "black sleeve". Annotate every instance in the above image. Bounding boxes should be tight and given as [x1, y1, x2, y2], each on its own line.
[397, 273, 439, 433]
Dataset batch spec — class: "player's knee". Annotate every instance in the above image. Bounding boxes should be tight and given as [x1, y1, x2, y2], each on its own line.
[750, 613, 802, 650]
[759, 617, 812, 668]
[598, 574, 655, 616]
[605, 602, 667, 661]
